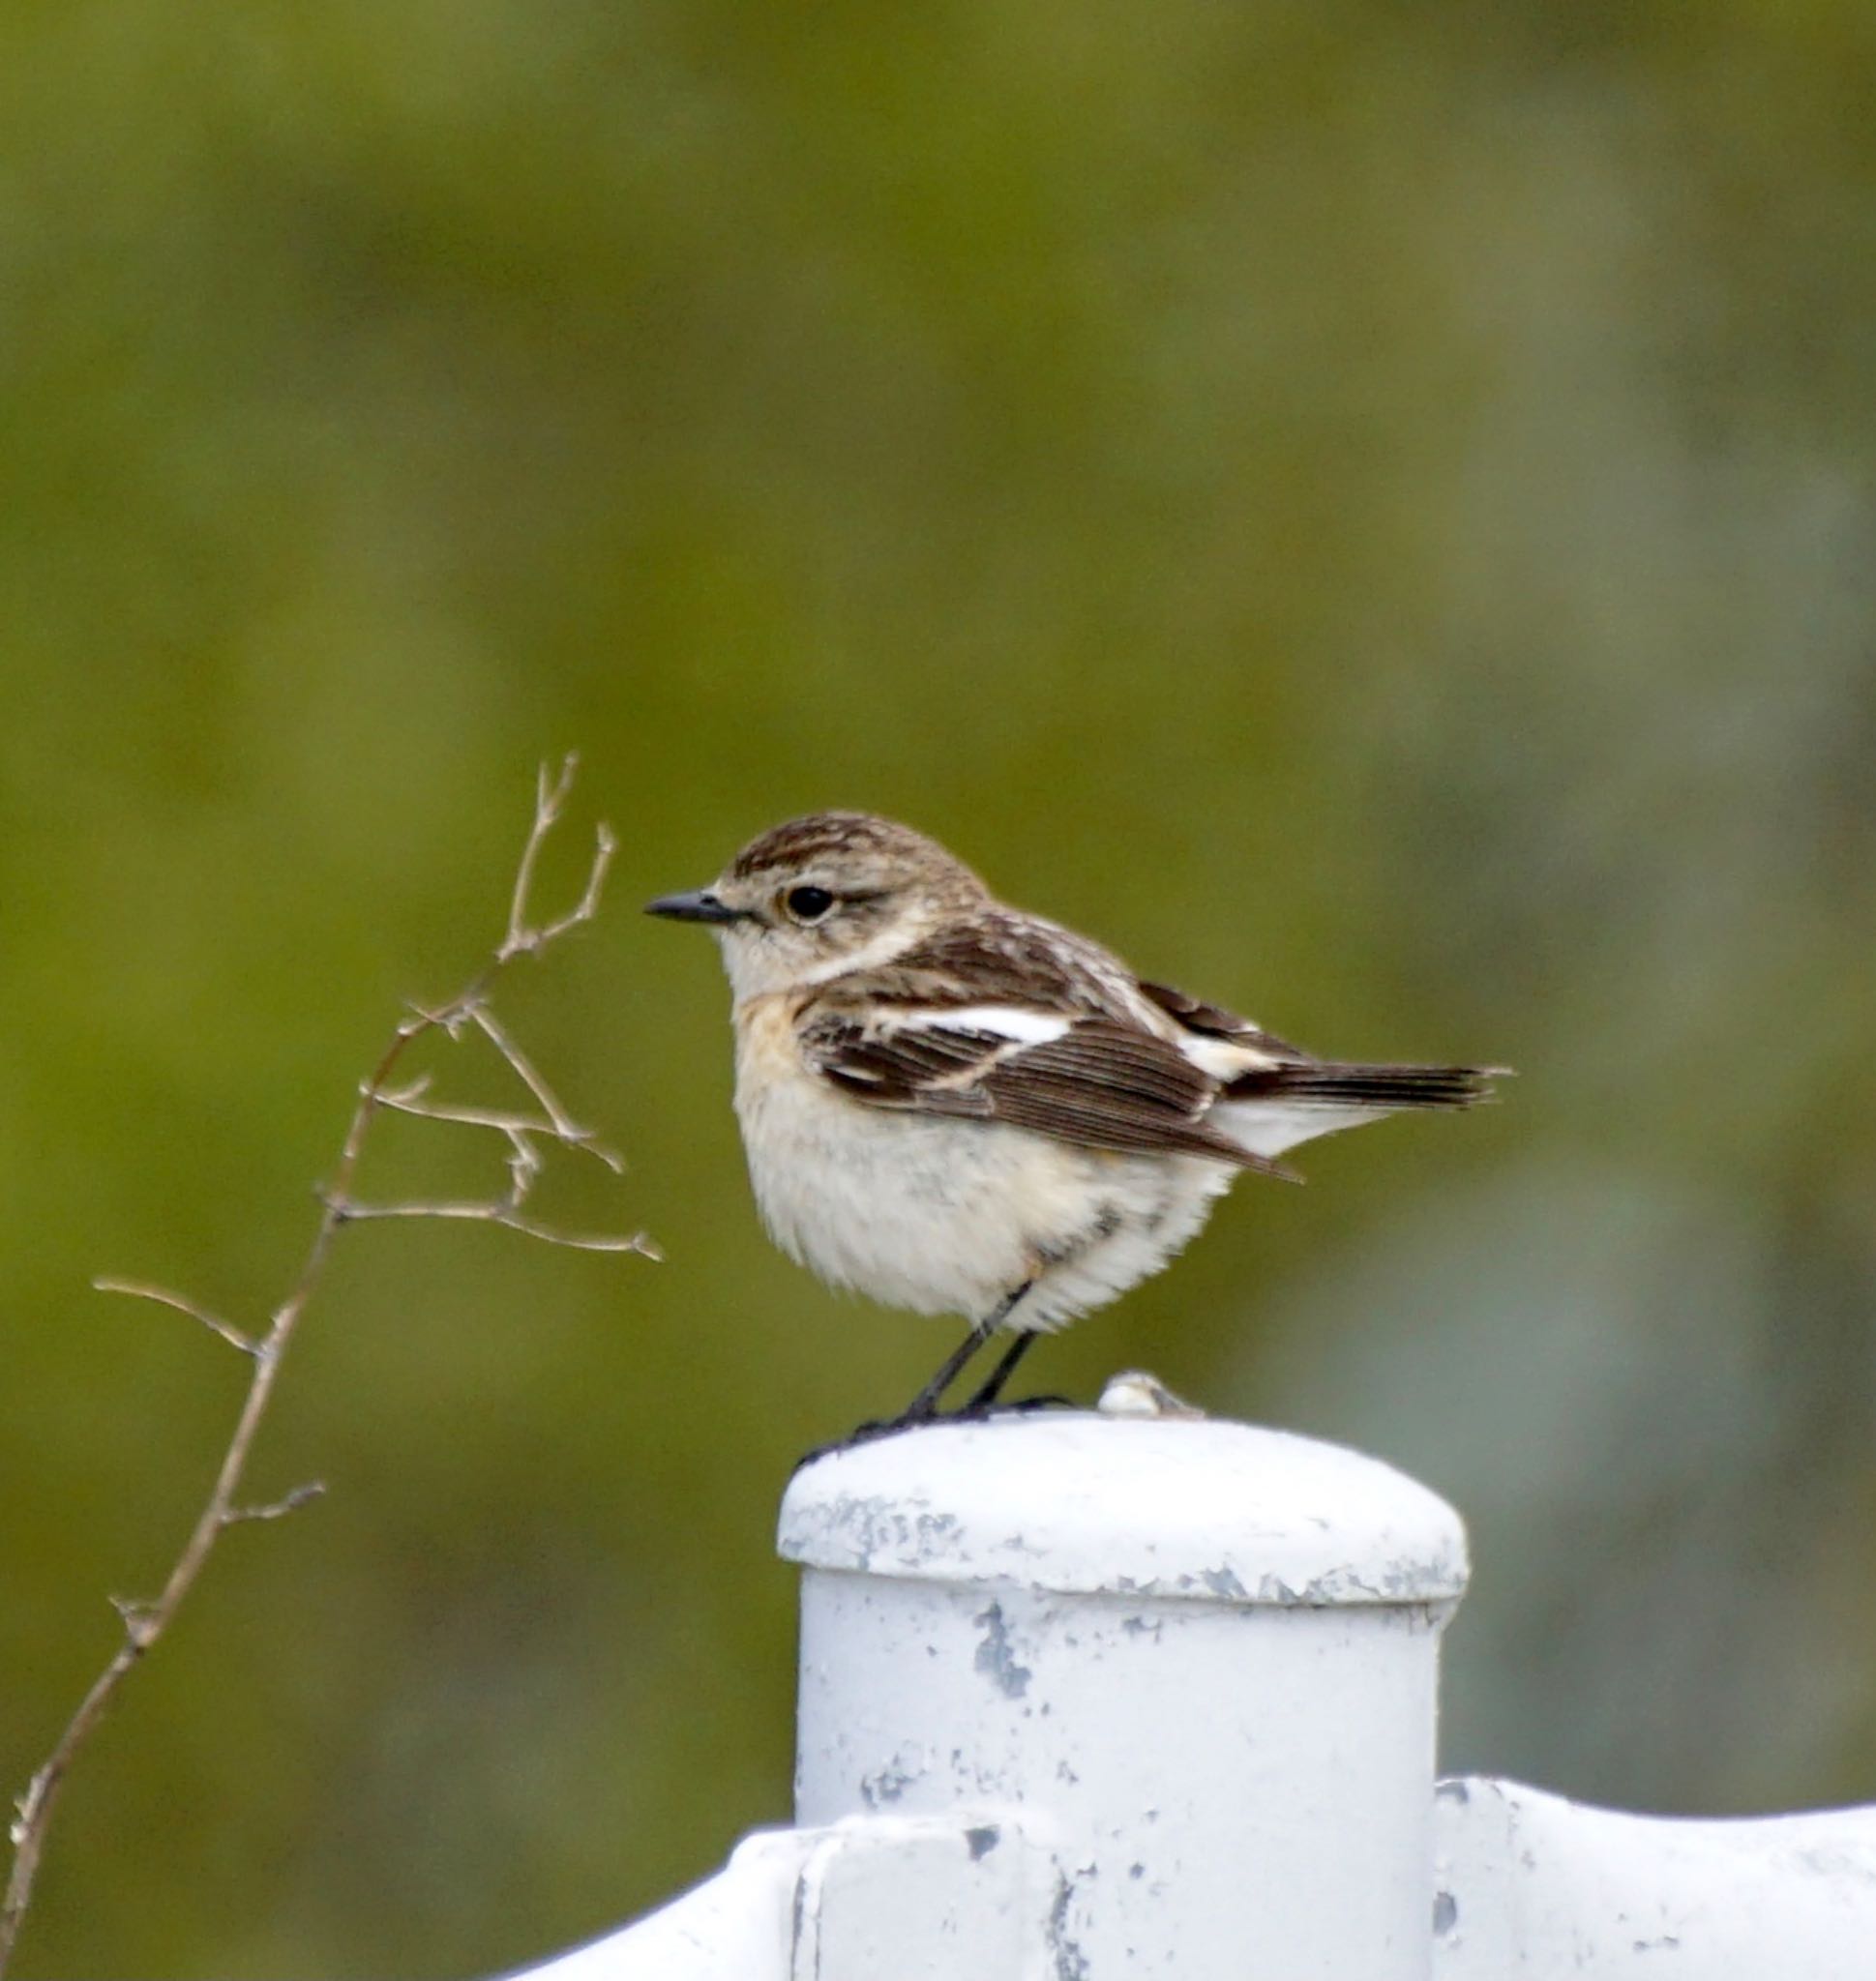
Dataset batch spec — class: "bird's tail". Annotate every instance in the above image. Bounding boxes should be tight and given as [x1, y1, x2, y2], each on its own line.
[1223, 1061, 1505, 1109]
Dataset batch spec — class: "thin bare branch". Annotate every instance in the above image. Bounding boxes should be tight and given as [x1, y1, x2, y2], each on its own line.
[499, 1213, 659, 1257]
[318, 1197, 656, 1256]
[500, 1130, 543, 1208]
[106, 1597, 156, 1648]
[373, 1020, 624, 1180]
[469, 1006, 625, 1172]
[221, 1483, 325, 1527]
[372, 1083, 560, 1143]
[500, 754, 576, 960]
[0, 759, 649, 1978]
[495, 752, 613, 964]
[523, 820, 617, 955]
[328, 1196, 661, 1259]
[332, 1197, 519, 1225]
[92, 1278, 257, 1357]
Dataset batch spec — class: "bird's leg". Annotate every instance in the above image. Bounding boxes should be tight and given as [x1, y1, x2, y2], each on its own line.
[790, 1323, 996, 1471]
[796, 1285, 1036, 1468]
[888, 1314, 1003, 1425]
[959, 1330, 1037, 1410]
[956, 1331, 1076, 1419]
[893, 1279, 1033, 1423]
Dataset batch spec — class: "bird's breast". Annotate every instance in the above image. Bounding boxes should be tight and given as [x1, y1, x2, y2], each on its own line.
[723, 995, 1233, 1327]
[728, 996, 1085, 1316]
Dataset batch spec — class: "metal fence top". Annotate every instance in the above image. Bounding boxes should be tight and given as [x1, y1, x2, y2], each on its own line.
[779, 1412, 1470, 1606]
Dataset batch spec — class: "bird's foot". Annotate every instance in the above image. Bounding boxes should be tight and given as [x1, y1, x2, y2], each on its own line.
[792, 1394, 1076, 1472]
[791, 1407, 934, 1472]
[951, 1392, 1075, 1422]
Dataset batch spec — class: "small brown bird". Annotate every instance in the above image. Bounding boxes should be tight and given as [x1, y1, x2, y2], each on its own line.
[649, 813, 1503, 1434]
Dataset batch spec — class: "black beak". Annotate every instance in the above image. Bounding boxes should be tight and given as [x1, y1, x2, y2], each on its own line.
[644, 888, 746, 926]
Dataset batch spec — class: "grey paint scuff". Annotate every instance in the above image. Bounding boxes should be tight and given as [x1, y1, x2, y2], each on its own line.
[789, 1492, 965, 1575]
[860, 1748, 923, 1808]
[1047, 1869, 1092, 1981]
[972, 1601, 1032, 1699]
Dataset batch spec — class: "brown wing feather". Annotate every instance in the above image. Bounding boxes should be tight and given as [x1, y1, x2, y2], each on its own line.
[1136, 979, 1309, 1060]
[805, 1019, 999, 1111]
[972, 1021, 1286, 1168]
[799, 1009, 1289, 1173]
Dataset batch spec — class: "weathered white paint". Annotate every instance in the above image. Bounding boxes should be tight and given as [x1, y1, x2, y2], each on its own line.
[782, 1412, 1468, 1980]
[1433, 1775, 1876, 1978]
[502, 1826, 805, 1980]
[497, 1404, 1876, 1981]
[787, 1811, 1048, 1979]
[504, 1814, 1047, 1981]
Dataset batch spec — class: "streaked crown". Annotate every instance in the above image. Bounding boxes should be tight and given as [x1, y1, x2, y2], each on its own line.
[730, 812, 980, 894]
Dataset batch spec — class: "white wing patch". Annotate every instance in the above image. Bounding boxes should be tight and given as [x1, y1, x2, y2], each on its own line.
[886, 1005, 1074, 1048]
[1171, 1031, 1284, 1081]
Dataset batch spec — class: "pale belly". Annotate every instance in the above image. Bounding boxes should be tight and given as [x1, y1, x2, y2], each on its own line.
[732, 1019, 1236, 1328]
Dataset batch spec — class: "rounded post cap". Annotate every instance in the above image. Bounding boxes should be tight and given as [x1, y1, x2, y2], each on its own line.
[780, 1412, 1468, 1606]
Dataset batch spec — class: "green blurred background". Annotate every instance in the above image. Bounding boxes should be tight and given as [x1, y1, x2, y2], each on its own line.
[5, 2, 1876, 1973]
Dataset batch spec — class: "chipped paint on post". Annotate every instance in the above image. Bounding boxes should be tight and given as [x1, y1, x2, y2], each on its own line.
[971, 1602, 1032, 1700]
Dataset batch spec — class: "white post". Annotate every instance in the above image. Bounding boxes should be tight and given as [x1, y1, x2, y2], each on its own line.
[503, 1406, 1876, 1981]
[780, 1411, 1470, 1980]
[1432, 1776, 1876, 1978]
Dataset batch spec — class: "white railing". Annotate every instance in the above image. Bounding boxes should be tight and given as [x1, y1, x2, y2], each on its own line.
[504, 1402, 1876, 1979]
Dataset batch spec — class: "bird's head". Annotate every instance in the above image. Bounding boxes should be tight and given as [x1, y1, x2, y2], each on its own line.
[646, 812, 988, 999]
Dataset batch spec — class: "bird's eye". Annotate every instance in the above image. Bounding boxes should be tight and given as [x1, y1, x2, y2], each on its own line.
[785, 885, 836, 923]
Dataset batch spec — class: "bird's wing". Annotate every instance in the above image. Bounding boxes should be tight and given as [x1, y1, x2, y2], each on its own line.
[797, 999, 1291, 1174]
[1136, 979, 1310, 1062]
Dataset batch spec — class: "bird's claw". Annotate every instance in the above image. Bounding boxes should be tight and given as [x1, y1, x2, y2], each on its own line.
[792, 1394, 1077, 1472]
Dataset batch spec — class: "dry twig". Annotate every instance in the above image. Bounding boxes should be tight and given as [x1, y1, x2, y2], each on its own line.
[0, 755, 652, 1976]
